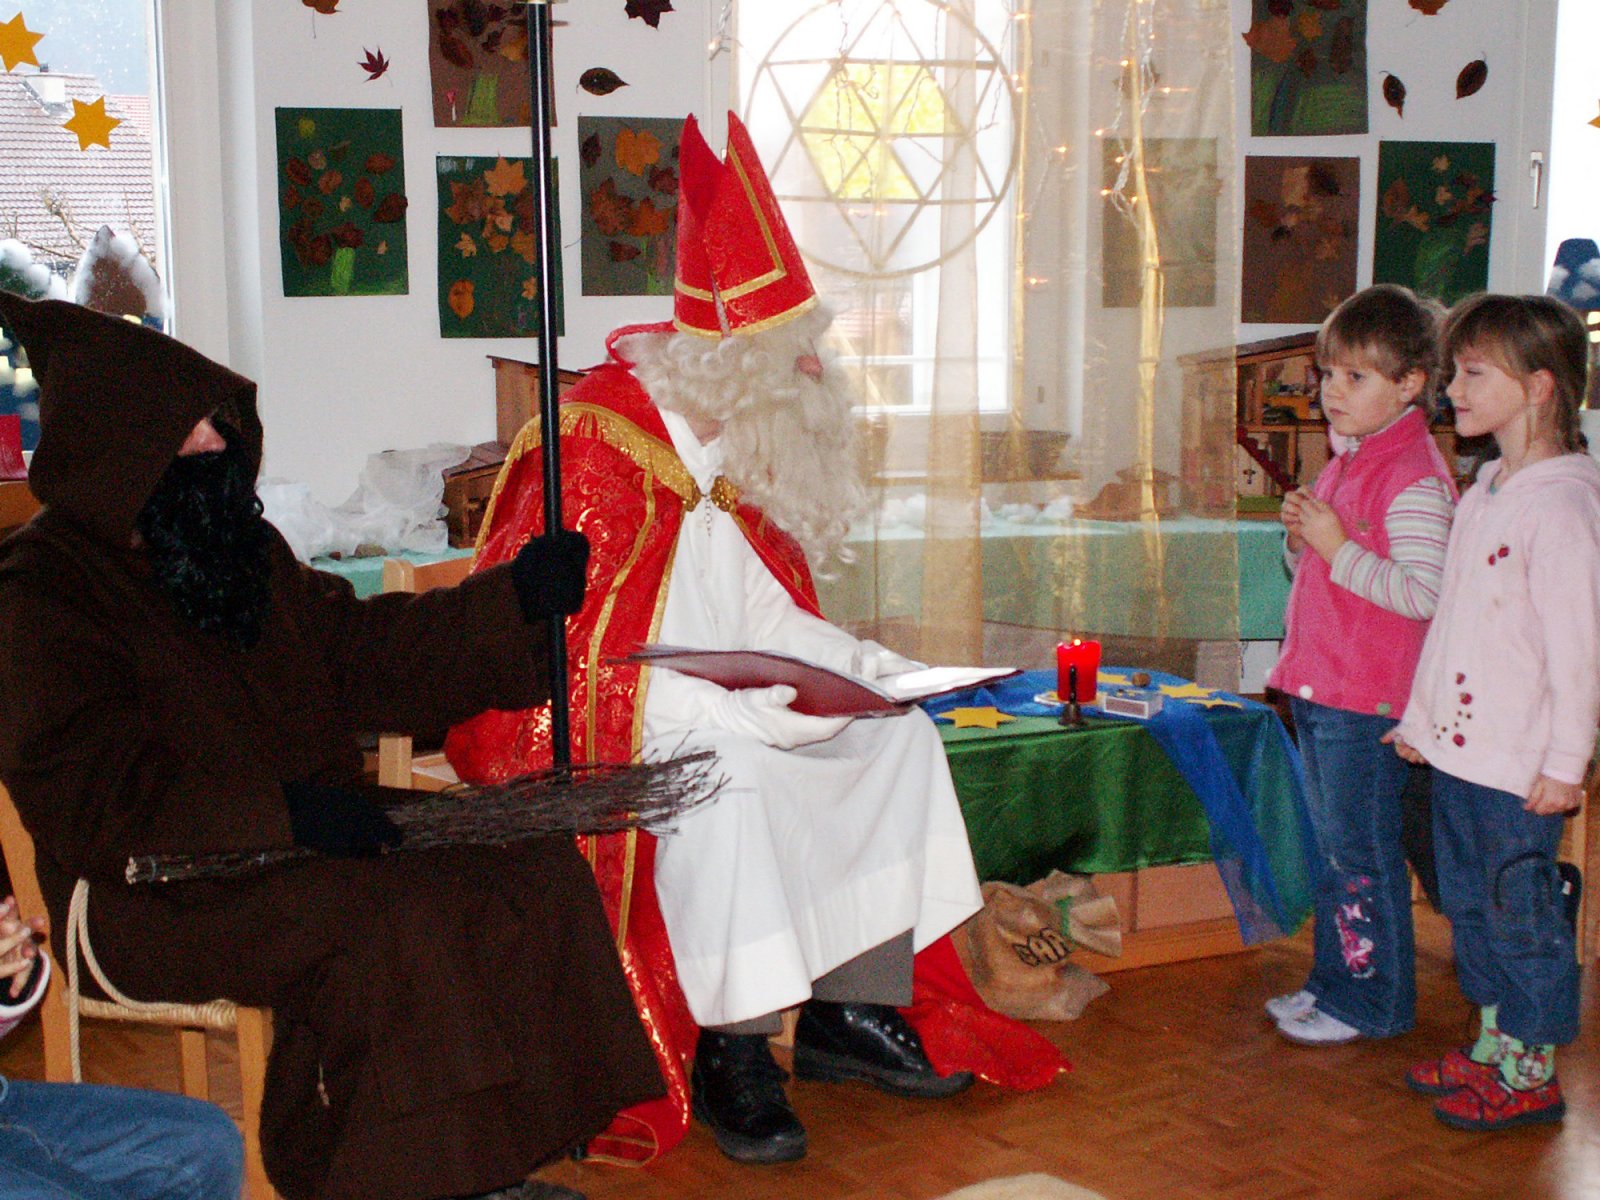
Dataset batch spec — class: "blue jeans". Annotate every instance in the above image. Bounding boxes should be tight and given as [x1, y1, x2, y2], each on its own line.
[0, 1076, 243, 1200]
[1432, 769, 1580, 1046]
[1291, 699, 1415, 1037]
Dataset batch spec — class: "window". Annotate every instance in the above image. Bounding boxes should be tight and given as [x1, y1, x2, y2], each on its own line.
[736, 0, 1020, 414]
[0, 0, 167, 450]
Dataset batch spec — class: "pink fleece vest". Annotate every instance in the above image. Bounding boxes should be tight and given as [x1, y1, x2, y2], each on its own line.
[1268, 407, 1454, 718]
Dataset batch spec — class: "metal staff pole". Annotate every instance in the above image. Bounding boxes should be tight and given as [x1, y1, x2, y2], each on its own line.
[523, 0, 571, 769]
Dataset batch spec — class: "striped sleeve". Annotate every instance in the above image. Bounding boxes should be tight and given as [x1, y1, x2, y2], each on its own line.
[1328, 477, 1454, 619]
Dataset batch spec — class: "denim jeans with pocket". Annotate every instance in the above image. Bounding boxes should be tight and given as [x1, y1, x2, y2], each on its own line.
[0, 1075, 243, 1200]
[1292, 698, 1415, 1037]
[1431, 768, 1579, 1046]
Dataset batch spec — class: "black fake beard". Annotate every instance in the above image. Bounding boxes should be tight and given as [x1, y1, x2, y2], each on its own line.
[134, 436, 272, 648]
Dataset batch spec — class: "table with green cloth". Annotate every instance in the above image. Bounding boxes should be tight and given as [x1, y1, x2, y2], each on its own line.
[309, 546, 474, 598]
[822, 516, 1291, 640]
[925, 668, 1315, 943]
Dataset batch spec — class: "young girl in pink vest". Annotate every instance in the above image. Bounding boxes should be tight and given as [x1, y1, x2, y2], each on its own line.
[1390, 294, 1599, 1130]
[1267, 284, 1457, 1044]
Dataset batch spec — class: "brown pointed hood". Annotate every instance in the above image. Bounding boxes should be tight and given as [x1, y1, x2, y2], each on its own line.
[0, 292, 261, 546]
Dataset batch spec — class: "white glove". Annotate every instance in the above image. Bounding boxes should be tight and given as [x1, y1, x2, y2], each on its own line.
[709, 685, 853, 750]
[854, 639, 928, 681]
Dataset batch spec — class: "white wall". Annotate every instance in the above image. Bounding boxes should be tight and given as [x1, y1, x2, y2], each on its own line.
[1233, 0, 1558, 345]
[168, 0, 718, 504]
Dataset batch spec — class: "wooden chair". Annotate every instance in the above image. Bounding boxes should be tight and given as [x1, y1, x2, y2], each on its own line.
[373, 554, 475, 791]
[0, 783, 280, 1200]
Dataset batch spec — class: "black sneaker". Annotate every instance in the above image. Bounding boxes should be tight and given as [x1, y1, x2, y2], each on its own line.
[690, 1030, 806, 1164]
[792, 1000, 974, 1099]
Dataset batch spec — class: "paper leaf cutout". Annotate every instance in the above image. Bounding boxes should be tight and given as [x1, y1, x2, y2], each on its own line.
[63, 97, 121, 151]
[1382, 73, 1406, 117]
[1456, 59, 1487, 100]
[447, 280, 475, 318]
[483, 156, 527, 198]
[1241, 16, 1296, 65]
[1409, 0, 1450, 12]
[303, 0, 341, 12]
[608, 240, 641, 262]
[624, 0, 674, 29]
[580, 132, 603, 169]
[360, 47, 389, 81]
[0, 12, 45, 71]
[579, 67, 628, 96]
[614, 127, 662, 177]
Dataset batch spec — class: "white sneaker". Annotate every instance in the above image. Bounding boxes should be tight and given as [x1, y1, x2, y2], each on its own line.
[1276, 1006, 1362, 1045]
[1264, 989, 1317, 1022]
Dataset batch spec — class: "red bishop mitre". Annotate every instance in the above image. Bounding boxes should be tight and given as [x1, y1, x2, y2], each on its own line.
[673, 111, 817, 339]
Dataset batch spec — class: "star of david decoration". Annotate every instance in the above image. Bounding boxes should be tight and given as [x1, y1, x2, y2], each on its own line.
[63, 96, 120, 151]
[744, 0, 1017, 278]
[0, 12, 44, 72]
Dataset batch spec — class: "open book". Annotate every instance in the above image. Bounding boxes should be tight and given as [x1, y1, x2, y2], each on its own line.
[623, 644, 1020, 719]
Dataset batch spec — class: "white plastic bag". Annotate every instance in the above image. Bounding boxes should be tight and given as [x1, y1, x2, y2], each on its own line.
[333, 444, 467, 556]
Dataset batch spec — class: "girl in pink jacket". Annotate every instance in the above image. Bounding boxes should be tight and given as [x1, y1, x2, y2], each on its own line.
[1393, 293, 1600, 1131]
[1266, 285, 1456, 1047]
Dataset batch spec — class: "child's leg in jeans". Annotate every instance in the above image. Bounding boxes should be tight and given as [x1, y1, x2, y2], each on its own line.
[1432, 770, 1578, 1073]
[1291, 698, 1416, 1037]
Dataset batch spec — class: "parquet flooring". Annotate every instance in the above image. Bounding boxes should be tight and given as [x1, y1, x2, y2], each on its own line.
[2, 909, 1593, 1199]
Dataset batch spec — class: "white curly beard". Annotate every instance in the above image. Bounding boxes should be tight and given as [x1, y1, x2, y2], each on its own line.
[617, 307, 866, 567]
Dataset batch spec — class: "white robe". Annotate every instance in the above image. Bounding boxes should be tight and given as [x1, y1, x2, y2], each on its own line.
[642, 410, 983, 1028]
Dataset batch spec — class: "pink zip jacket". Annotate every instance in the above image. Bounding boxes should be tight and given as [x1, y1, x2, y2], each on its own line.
[1397, 453, 1600, 797]
[1269, 407, 1456, 717]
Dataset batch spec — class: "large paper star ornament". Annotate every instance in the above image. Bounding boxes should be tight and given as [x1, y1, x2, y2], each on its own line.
[63, 96, 120, 150]
[0, 12, 44, 70]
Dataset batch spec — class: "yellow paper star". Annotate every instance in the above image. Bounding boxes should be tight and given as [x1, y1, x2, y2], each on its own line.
[1098, 671, 1132, 686]
[63, 96, 120, 150]
[1156, 680, 1243, 709]
[938, 706, 1015, 730]
[0, 13, 44, 71]
[1590, 102, 1600, 131]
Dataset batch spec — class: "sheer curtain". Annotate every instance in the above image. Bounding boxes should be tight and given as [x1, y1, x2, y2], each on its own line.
[737, 0, 1240, 679]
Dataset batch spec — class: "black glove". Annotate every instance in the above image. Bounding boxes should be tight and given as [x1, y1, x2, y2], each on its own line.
[282, 780, 404, 858]
[510, 529, 591, 622]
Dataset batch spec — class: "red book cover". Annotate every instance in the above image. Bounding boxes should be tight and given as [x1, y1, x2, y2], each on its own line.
[623, 645, 1018, 719]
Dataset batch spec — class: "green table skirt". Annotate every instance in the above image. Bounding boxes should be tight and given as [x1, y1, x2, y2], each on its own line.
[940, 707, 1308, 892]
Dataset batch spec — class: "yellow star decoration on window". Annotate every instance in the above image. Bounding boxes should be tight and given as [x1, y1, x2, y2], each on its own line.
[63, 96, 121, 151]
[937, 706, 1016, 730]
[0, 13, 44, 71]
[1590, 102, 1600, 131]
[1157, 681, 1242, 709]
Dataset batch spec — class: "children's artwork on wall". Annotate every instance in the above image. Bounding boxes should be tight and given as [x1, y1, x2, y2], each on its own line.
[436, 155, 562, 338]
[275, 108, 409, 297]
[578, 116, 681, 297]
[1242, 156, 1359, 325]
[1101, 138, 1217, 309]
[1244, 0, 1367, 137]
[1373, 141, 1494, 305]
[429, 0, 531, 128]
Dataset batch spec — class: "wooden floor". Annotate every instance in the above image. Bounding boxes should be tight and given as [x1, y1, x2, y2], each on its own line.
[3, 908, 1595, 1200]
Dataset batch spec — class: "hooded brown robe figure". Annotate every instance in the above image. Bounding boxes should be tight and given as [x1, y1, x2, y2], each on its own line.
[0, 295, 663, 1200]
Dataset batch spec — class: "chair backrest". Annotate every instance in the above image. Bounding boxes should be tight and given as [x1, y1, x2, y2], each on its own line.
[375, 555, 475, 787]
[0, 780, 48, 931]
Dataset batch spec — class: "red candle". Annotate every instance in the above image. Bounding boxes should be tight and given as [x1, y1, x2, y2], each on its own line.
[1056, 638, 1101, 703]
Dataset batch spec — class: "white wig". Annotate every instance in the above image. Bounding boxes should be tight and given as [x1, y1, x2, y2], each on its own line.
[619, 306, 865, 566]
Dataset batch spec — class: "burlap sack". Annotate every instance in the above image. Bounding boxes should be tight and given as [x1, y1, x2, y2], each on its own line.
[951, 872, 1122, 1021]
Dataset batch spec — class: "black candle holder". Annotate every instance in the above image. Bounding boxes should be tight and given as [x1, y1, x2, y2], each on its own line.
[1059, 664, 1087, 729]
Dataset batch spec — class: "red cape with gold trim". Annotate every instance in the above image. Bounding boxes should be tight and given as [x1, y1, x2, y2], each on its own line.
[446, 331, 1067, 1163]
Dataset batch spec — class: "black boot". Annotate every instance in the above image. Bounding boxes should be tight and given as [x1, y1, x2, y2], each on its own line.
[793, 1000, 974, 1099]
[690, 1030, 807, 1164]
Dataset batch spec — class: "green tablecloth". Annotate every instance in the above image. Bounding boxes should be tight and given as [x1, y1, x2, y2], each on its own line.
[938, 706, 1308, 893]
[820, 517, 1290, 641]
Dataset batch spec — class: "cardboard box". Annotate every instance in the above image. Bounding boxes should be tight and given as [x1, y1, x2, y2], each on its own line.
[1133, 862, 1235, 931]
